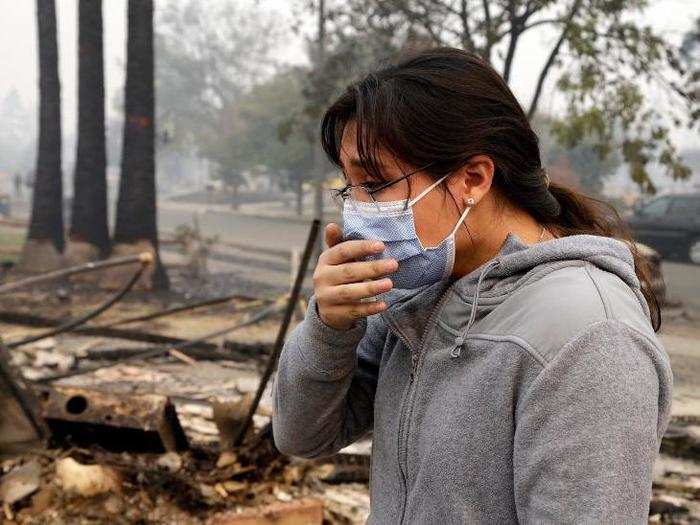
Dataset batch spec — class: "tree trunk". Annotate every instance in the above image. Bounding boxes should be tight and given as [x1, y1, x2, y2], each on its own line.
[67, 0, 109, 264]
[21, 0, 64, 272]
[112, 0, 168, 290]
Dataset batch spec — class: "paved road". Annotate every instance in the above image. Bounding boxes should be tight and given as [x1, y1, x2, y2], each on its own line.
[158, 204, 327, 297]
[663, 262, 700, 313]
[158, 206, 324, 252]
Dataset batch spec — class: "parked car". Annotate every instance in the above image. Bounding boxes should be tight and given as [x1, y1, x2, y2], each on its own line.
[626, 192, 700, 265]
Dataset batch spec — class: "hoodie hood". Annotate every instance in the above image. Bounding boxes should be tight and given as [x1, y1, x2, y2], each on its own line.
[379, 232, 648, 352]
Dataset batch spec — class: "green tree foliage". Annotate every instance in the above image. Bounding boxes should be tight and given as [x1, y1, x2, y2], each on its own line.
[310, 0, 699, 194]
[535, 116, 621, 196]
[155, 1, 279, 160]
[156, 1, 325, 208]
[228, 69, 314, 185]
[681, 16, 699, 121]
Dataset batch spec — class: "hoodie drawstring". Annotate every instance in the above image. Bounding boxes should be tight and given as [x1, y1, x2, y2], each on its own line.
[450, 259, 501, 358]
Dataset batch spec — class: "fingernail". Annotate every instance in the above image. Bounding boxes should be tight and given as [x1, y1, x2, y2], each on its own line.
[372, 241, 385, 251]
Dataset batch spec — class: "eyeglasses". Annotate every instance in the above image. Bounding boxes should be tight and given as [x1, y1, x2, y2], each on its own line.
[329, 162, 435, 213]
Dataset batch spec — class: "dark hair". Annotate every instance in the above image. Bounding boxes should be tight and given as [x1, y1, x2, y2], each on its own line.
[320, 47, 661, 331]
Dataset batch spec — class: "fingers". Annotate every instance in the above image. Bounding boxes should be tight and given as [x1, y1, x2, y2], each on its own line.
[318, 258, 398, 286]
[321, 239, 386, 265]
[314, 228, 397, 330]
[316, 277, 393, 304]
[325, 222, 343, 249]
[320, 300, 389, 323]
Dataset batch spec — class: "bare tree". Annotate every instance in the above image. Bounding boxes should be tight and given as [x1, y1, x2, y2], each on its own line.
[320, 0, 698, 193]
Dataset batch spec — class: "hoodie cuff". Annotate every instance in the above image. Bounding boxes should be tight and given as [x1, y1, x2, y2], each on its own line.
[295, 295, 367, 376]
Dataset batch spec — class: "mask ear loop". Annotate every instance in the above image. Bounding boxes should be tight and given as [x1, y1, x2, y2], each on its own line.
[449, 197, 475, 237]
[407, 175, 449, 207]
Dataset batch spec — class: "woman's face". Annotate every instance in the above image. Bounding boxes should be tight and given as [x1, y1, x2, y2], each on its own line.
[339, 121, 469, 249]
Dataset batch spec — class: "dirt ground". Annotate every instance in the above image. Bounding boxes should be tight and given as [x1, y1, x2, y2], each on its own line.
[653, 313, 700, 524]
[659, 319, 700, 419]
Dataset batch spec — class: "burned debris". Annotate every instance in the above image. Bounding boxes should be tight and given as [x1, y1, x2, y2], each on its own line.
[0, 217, 698, 524]
[0, 220, 373, 523]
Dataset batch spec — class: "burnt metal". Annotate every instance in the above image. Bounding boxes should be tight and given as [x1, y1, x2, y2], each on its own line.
[81, 341, 269, 362]
[0, 253, 150, 295]
[38, 384, 188, 453]
[97, 295, 267, 328]
[6, 264, 146, 349]
[0, 339, 48, 444]
[0, 311, 272, 356]
[35, 301, 280, 384]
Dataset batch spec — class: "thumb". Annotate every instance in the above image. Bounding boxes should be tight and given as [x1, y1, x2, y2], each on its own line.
[325, 222, 343, 248]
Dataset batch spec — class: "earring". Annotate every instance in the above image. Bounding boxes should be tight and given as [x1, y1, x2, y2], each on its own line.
[451, 196, 475, 237]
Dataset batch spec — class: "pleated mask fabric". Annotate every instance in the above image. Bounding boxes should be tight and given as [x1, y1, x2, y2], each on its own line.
[341, 176, 472, 289]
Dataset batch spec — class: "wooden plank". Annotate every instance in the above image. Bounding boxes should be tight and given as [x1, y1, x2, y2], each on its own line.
[207, 498, 324, 525]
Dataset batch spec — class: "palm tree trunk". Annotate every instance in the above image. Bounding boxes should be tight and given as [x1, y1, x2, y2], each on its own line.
[21, 0, 64, 272]
[112, 0, 168, 290]
[67, 0, 109, 263]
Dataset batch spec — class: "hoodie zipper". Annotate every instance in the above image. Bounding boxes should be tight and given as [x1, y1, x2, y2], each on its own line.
[395, 288, 453, 524]
[394, 259, 502, 522]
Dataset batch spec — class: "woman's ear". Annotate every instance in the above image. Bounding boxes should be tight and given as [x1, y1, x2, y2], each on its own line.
[455, 155, 496, 202]
[446, 155, 495, 204]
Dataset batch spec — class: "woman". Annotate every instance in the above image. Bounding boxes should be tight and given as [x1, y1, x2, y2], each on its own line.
[271, 47, 673, 524]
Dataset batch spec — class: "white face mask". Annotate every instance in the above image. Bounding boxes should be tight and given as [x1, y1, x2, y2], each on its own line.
[342, 176, 474, 289]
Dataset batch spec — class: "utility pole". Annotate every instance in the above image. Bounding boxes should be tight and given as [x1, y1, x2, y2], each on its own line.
[312, 0, 326, 263]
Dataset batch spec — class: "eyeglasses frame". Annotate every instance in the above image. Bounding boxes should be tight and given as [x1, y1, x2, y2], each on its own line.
[330, 161, 436, 211]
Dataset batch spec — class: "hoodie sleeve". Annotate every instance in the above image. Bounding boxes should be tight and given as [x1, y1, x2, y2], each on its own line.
[513, 319, 673, 524]
[271, 295, 387, 458]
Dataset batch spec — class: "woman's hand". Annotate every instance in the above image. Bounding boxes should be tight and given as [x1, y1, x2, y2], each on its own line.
[313, 223, 398, 330]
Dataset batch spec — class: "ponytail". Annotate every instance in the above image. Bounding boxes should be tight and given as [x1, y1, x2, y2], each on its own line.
[544, 182, 662, 331]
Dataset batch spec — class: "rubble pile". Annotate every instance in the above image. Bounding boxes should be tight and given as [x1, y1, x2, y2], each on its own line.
[652, 419, 700, 523]
[0, 277, 372, 524]
[0, 445, 371, 523]
[0, 274, 697, 523]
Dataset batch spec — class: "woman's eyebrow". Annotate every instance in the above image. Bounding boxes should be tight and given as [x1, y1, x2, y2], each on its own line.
[348, 157, 385, 169]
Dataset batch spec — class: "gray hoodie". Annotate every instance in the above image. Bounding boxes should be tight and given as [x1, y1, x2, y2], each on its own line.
[272, 233, 673, 524]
